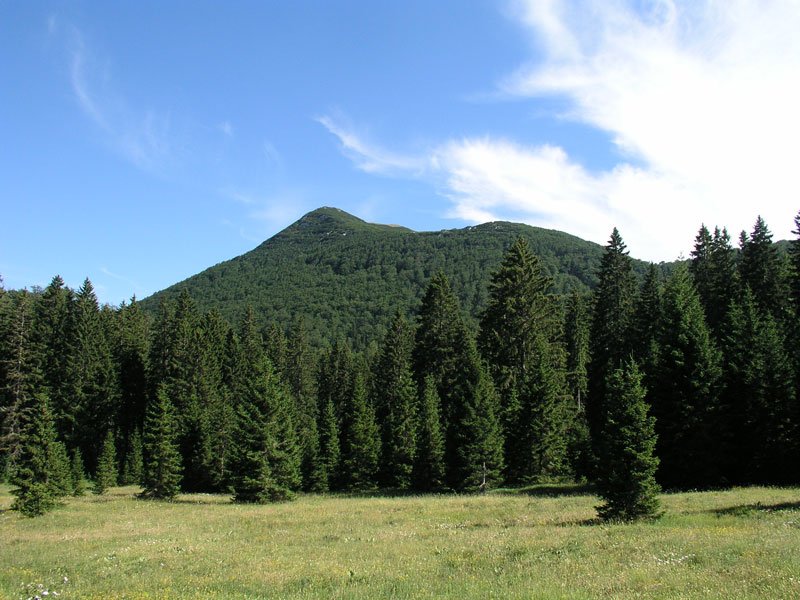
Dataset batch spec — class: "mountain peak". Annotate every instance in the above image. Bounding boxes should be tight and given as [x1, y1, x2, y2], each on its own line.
[274, 207, 413, 241]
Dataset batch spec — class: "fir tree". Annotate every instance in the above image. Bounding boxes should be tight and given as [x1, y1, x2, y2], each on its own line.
[93, 430, 117, 495]
[286, 317, 320, 491]
[650, 263, 722, 489]
[340, 372, 380, 491]
[587, 229, 637, 469]
[314, 393, 340, 492]
[120, 427, 143, 486]
[412, 375, 445, 491]
[478, 237, 569, 483]
[594, 360, 660, 522]
[739, 216, 787, 318]
[141, 383, 182, 500]
[47, 439, 73, 497]
[374, 312, 417, 489]
[721, 289, 797, 484]
[10, 392, 58, 516]
[70, 448, 87, 496]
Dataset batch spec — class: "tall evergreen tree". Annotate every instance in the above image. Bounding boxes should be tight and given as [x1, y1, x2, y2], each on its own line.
[93, 430, 117, 495]
[478, 237, 569, 483]
[412, 374, 445, 491]
[374, 312, 417, 489]
[739, 216, 788, 318]
[10, 392, 58, 516]
[69, 279, 118, 472]
[286, 317, 320, 490]
[314, 393, 340, 492]
[340, 372, 380, 491]
[141, 383, 182, 500]
[594, 360, 660, 522]
[120, 427, 144, 486]
[650, 263, 722, 489]
[721, 288, 797, 484]
[588, 229, 637, 466]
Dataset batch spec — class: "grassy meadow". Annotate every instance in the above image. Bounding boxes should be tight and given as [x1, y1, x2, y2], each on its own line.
[1, 484, 799, 599]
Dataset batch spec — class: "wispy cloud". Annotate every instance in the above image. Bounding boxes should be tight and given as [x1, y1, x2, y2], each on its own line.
[321, 1, 800, 259]
[317, 115, 428, 175]
[100, 267, 142, 293]
[65, 25, 175, 172]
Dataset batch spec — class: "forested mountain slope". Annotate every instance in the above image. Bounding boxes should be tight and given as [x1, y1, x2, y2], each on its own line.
[140, 207, 655, 349]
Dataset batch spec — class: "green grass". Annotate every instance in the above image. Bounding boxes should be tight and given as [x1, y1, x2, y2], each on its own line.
[2, 484, 799, 599]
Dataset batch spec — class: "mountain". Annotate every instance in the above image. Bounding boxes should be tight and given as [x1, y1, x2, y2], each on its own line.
[140, 207, 655, 350]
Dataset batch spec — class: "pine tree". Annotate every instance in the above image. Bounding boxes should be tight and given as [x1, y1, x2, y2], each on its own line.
[314, 393, 340, 492]
[340, 372, 380, 491]
[563, 292, 592, 480]
[374, 312, 417, 489]
[788, 211, 800, 406]
[595, 360, 660, 522]
[587, 229, 637, 467]
[141, 383, 182, 500]
[721, 289, 797, 484]
[412, 375, 445, 491]
[69, 279, 118, 473]
[230, 320, 300, 504]
[70, 448, 87, 496]
[10, 392, 58, 516]
[120, 427, 144, 486]
[650, 263, 722, 489]
[632, 264, 662, 399]
[47, 439, 72, 497]
[286, 317, 320, 491]
[93, 430, 117, 495]
[739, 216, 788, 318]
[478, 237, 569, 483]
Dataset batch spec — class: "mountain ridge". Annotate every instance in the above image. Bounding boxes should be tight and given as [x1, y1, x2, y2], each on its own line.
[139, 207, 657, 349]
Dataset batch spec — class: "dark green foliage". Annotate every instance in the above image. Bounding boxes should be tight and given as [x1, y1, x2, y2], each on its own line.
[564, 292, 590, 412]
[595, 360, 660, 522]
[412, 374, 445, 491]
[739, 216, 788, 318]
[229, 322, 300, 503]
[286, 317, 320, 491]
[120, 427, 144, 486]
[340, 372, 380, 491]
[374, 312, 417, 489]
[70, 448, 87, 496]
[69, 279, 118, 473]
[588, 229, 637, 466]
[141, 383, 182, 500]
[314, 393, 340, 492]
[478, 237, 569, 483]
[10, 391, 59, 516]
[93, 430, 117, 495]
[47, 439, 72, 497]
[141, 208, 632, 352]
[650, 263, 722, 489]
[721, 289, 797, 484]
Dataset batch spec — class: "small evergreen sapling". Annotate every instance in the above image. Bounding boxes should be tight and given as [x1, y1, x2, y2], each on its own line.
[595, 360, 661, 522]
[93, 430, 117, 495]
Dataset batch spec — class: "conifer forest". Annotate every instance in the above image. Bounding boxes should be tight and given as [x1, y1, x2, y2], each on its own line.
[2, 210, 799, 521]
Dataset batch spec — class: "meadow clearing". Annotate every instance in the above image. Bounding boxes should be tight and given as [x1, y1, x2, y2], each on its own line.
[1, 484, 799, 599]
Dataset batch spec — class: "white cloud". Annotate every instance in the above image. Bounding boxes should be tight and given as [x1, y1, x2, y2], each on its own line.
[322, 1, 800, 260]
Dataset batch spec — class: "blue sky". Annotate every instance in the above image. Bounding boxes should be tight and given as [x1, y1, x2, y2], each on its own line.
[2, 1, 799, 305]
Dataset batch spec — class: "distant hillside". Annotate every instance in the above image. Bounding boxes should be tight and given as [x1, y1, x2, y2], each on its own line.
[140, 207, 656, 350]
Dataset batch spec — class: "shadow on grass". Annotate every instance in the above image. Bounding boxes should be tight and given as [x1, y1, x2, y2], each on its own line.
[494, 483, 595, 498]
[712, 501, 800, 517]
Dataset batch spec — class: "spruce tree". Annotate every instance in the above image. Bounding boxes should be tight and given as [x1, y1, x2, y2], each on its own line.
[721, 289, 797, 484]
[478, 237, 569, 483]
[47, 439, 72, 497]
[595, 360, 660, 522]
[120, 427, 144, 486]
[412, 374, 445, 491]
[314, 393, 341, 492]
[739, 216, 788, 318]
[70, 448, 87, 496]
[93, 430, 117, 495]
[374, 312, 417, 489]
[587, 229, 637, 467]
[141, 383, 182, 500]
[10, 392, 58, 516]
[649, 263, 722, 489]
[340, 372, 380, 491]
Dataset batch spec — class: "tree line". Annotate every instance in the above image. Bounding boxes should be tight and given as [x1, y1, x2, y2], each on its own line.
[1, 212, 799, 520]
